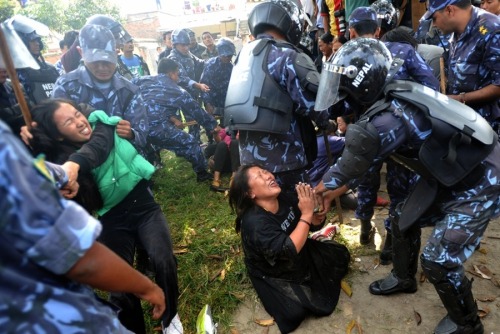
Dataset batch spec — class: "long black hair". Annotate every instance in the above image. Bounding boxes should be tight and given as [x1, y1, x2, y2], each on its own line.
[30, 98, 103, 213]
[228, 164, 261, 233]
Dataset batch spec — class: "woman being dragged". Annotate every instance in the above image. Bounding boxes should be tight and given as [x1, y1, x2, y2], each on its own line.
[29, 98, 181, 334]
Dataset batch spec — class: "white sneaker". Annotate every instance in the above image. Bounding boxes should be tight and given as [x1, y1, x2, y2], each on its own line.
[310, 223, 338, 241]
[163, 313, 183, 334]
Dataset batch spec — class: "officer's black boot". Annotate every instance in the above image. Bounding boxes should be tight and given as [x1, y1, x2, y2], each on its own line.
[379, 229, 393, 265]
[359, 218, 374, 245]
[433, 277, 483, 334]
[369, 218, 420, 295]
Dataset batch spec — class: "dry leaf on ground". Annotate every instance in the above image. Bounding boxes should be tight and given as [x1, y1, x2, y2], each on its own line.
[341, 280, 353, 297]
[254, 318, 274, 327]
[478, 305, 491, 318]
[346, 319, 363, 334]
[473, 264, 493, 279]
[413, 308, 422, 325]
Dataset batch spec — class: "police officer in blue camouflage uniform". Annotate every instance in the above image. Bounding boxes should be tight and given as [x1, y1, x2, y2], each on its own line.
[415, 0, 452, 49]
[225, 0, 330, 200]
[168, 28, 209, 143]
[200, 38, 235, 118]
[315, 38, 500, 334]
[346, 6, 439, 249]
[10, 16, 60, 104]
[425, 0, 500, 134]
[0, 120, 166, 333]
[133, 58, 220, 182]
[51, 24, 149, 151]
[186, 28, 207, 59]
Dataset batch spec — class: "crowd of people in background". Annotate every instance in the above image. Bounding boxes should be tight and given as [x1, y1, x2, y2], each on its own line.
[0, 0, 499, 333]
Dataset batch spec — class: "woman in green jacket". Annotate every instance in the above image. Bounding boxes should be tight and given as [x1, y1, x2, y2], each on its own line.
[29, 98, 182, 334]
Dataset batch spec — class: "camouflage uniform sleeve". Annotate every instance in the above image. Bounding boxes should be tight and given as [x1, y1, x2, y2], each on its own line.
[322, 112, 408, 190]
[51, 77, 69, 99]
[199, 65, 214, 105]
[126, 93, 149, 149]
[281, 50, 330, 128]
[483, 30, 500, 86]
[178, 91, 217, 130]
[177, 63, 192, 89]
[1, 127, 102, 275]
[16, 69, 32, 99]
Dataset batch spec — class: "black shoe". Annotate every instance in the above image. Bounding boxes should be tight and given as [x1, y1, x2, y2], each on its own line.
[196, 171, 213, 182]
[434, 315, 483, 334]
[369, 271, 417, 295]
[210, 181, 228, 192]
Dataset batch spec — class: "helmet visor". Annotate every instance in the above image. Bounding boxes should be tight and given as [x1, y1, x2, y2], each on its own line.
[314, 62, 345, 111]
[0, 22, 40, 69]
[110, 23, 132, 45]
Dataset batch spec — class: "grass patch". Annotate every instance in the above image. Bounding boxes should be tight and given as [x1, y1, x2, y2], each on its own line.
[150, 150, 250, 333]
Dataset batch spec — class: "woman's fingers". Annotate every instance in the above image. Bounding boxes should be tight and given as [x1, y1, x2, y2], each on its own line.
[296, 182, 315, 198]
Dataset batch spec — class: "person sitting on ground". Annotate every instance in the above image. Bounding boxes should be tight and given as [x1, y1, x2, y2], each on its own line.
[133, 58, 220, 182]
[228, 164, 350, 333]
[29, 99, 182, 334]
[205, 128, 240, 192]
[0, 118, 165, 333]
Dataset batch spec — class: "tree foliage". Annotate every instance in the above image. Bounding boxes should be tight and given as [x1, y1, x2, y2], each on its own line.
[64, 0, 122, 32]
[0, 0, 122, 33]
[0, 0, 15, 23]
[18, 0, 67, 32]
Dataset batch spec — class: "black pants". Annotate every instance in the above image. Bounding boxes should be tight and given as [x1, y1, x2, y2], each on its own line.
[249, 240, 350, 333]
[204, 139, 240, 173]
[99, 181, 179, 333]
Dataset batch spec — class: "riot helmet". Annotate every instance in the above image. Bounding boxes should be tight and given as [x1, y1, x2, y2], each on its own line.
[248, 0, 306, 45]
[171, 28, 191, 45]
[216, 38, 236, 57]
[9, 15, 49, 53]
[86, 14, 131, 45]
[370, 0, 399, 34]
[315, 38, 402, 110]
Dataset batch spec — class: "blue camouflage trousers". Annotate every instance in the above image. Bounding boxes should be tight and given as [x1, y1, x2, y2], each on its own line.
[419, 184, 500, 289]
[388, 166, 499, 295]
[355, 159, 417, 229]
[152, 125, 208, 174]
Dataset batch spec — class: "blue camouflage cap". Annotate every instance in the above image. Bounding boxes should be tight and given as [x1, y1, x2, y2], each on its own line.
[423, 0, 461, 20]
[79, 24, 117, 64]
[349, 7, 378, 26]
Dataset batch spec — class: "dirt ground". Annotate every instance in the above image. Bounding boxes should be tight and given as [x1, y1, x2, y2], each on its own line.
[231, 176, 500, 334]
